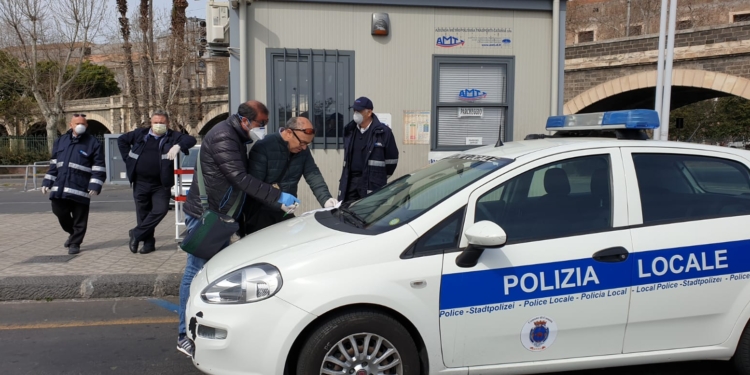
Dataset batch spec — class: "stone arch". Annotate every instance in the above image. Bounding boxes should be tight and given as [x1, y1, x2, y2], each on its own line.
[0, 123, 9, 136]
[75, 112, 113, 133]
[198, 103, 229, 135]
[564, 69, 750, 115]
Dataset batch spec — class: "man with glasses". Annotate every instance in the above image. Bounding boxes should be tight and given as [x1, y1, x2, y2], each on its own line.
[240, 117, 337, 236]
[118, 109, 196, 254]
[178, 100, 300, 358]
[41, 114, 106, 255]
[338, 97, 399, 203]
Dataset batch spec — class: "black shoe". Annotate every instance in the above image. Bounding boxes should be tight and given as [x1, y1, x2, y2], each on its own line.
[64, 236, 71, 248]
[129, 230, 139, 254]
[68, 245, 80, 255]
[139, 238, 156, 254]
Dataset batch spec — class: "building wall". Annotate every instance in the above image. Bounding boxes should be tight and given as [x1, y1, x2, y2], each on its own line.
[246, 1, 554, 212]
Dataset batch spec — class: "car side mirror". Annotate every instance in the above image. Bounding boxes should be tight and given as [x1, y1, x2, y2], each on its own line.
[456, 221, 507, 268]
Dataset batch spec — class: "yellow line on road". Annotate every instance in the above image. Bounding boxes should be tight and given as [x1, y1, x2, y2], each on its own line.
[0, 316, 178, 330]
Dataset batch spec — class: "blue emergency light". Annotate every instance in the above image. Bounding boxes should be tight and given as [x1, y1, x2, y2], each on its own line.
[546, 110, 660, 131]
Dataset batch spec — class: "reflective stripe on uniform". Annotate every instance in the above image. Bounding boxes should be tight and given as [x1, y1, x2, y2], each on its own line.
[68, 163, 92, 173]
[128, 151, 139, 160]
[385, 159, 398, 165]
[63, 187, 90, 198]
[89, 178, 104, 186]
[368, 160, 386, 167]
[92, 166, 106, 172]
[51, 186, 59, 192]
[161, 154, 170, 160]
[50, 159, 57, 165]
[56, 162, 64, 168]
[44, 174, 56, 181]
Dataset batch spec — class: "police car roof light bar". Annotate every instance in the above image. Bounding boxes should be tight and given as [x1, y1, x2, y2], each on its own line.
[545, 109, 660, 132]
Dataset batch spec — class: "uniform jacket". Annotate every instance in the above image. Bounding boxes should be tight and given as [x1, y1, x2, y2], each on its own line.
[248, 131, 332, 207]
[183, 115, 281, 219]
[117, 127, 197, 188]
[42, 130, 106, 205]
[338, 114, 399, 199]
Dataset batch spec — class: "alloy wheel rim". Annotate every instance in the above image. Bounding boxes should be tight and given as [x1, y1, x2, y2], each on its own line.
[319, 332, 403, 375]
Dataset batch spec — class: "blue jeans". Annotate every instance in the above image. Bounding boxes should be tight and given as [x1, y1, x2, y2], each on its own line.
[178, 214, 230, 336]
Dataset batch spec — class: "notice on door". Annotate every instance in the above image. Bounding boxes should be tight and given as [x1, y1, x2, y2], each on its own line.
[458, 107, 483, 118]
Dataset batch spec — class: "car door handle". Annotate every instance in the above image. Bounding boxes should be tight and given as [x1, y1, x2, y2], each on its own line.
[592, 246, 629, 263]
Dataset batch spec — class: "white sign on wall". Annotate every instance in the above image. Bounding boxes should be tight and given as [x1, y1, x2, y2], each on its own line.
[375, 113, 392, 128]
[466, 137, 483, 146]
[458, 107, 484, 118]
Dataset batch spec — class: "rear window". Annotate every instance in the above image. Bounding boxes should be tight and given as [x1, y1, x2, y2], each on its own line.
[181, 149, 199, 169]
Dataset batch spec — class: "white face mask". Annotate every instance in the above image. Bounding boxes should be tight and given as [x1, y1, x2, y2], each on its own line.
[353, 112, 364, 125]
[249, 127, 266, 142]
[152, 123, 167, 135]
[74, 124, 86, 135]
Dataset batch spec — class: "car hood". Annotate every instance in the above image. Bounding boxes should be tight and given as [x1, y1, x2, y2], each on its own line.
[204, 212, 363, 281]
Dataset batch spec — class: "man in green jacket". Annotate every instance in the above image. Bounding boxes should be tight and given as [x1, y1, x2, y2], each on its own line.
[241, 116, 337, 235]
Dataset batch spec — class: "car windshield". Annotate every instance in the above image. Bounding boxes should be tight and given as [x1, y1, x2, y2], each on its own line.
[181, 149, 199, 169]
[338, 155, 513, 230]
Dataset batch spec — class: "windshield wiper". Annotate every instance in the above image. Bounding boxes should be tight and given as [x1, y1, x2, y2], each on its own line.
[338, 207, 367, 228]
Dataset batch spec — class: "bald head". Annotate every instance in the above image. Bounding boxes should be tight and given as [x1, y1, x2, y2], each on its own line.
[281, 117, 314, 153]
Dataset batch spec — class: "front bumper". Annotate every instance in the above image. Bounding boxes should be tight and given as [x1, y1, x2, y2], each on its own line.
[186, 271, 316, 375]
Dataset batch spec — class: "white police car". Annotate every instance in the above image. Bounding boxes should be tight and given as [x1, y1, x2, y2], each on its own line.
[186, 109, 750, 375]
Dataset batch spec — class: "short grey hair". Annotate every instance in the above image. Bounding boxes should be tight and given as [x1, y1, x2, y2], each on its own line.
[151, 109, 170, 121]
[285, 117, 306, 130]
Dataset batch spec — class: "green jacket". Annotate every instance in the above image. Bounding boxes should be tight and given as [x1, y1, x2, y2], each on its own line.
[247, 131, 332, 208]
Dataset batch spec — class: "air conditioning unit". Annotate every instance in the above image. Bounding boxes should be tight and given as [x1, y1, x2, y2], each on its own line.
[206, 1, 230, 47]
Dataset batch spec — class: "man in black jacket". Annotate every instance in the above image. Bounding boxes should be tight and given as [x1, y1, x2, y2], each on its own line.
[118, 110, 196, 254]
[242, 117, 337, 235]
[41, 114, 106, 255]
[338, 97, 399, 202]
[176, 100, 301, 358]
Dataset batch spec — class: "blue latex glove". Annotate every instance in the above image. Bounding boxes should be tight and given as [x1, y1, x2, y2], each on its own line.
[278, 192, 300, 206]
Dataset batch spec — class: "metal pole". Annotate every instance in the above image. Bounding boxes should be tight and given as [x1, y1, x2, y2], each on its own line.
[660, 0, 678, 141]
[626, 0, 632, 37]
[239, 0, 247, 103]
[551, 0, 559, 117]
[654, 0, 669, 138]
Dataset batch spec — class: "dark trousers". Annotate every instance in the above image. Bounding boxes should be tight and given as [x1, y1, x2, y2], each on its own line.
[50, 198, 90, 246]
[132, 181, 170, 244]
[344, 175, 364, 203]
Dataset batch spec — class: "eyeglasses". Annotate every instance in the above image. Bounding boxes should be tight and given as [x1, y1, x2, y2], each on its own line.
[73, 114, 86, 118]
[291, 128, 315, 135]
[254, 119, 268, 127]
[290, 128, 313, 147]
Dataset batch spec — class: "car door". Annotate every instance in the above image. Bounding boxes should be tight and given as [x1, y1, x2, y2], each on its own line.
[621, 148, 750, 353]
[440, 148, 634, 368]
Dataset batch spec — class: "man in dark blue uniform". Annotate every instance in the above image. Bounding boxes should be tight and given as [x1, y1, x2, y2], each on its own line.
[41, 114, 106, 255]
[338, 97, 399, 203]
[118, 110, 196, 254]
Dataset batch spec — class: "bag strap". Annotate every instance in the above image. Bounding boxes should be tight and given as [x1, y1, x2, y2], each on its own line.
[196, 151, 243, 216]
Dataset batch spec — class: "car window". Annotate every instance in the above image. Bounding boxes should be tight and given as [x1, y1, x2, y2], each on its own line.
[474, 155, 612, 243]
[413, 207, 465, 256]
[632, 153, 750, 225]
[341, 155, 513, 230]
[181, 148, 199, 169]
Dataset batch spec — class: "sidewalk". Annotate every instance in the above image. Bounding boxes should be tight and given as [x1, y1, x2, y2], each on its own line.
[0, 210, 188, 301]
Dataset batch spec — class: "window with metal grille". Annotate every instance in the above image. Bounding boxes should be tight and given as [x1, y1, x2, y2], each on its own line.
[431, 56, 514, 151]
[734, 13, 750, 23]
[677, 20, 693, 30]
[577, 30, 594, 43]
[266, 49, 354, 149]
[628, 24, 643, 36]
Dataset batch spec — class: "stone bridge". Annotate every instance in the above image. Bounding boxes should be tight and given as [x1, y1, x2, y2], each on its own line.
[1, 87, 230, 137]
[564, 21, 750, 114]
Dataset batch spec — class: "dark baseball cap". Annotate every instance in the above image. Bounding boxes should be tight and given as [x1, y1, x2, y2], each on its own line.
[350, 97, 374, 111]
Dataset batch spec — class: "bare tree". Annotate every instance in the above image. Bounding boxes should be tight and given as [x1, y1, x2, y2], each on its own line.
[138, 0, 151, 120]
[0, 0, 106, 151]
[117, 0, 143, 130]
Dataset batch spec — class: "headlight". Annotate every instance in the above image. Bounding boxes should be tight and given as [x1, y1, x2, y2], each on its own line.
[201, 263, 283, 304]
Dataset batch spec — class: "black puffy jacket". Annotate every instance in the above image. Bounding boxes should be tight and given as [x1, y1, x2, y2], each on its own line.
[183, 115, 281, 219]
[117, 127, 196, 188]
[247, 131, 332, 207]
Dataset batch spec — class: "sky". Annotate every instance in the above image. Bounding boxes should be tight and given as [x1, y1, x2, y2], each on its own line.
[125, 0, 207, 18]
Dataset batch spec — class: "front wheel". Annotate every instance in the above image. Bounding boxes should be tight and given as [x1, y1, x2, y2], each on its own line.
[296, 309, 420, 375]
[734, 320, 750, 375]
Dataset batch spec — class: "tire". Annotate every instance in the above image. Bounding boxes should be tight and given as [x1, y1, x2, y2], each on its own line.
[296, 309, 420, 375]
[735, 321, 750, 375]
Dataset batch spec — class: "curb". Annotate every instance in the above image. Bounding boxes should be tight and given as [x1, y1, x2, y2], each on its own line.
[0, 273, 182, 301]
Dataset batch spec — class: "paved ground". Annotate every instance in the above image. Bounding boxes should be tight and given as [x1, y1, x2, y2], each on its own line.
[0, 297, 200, 375]
[0, 181, 188, 301]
